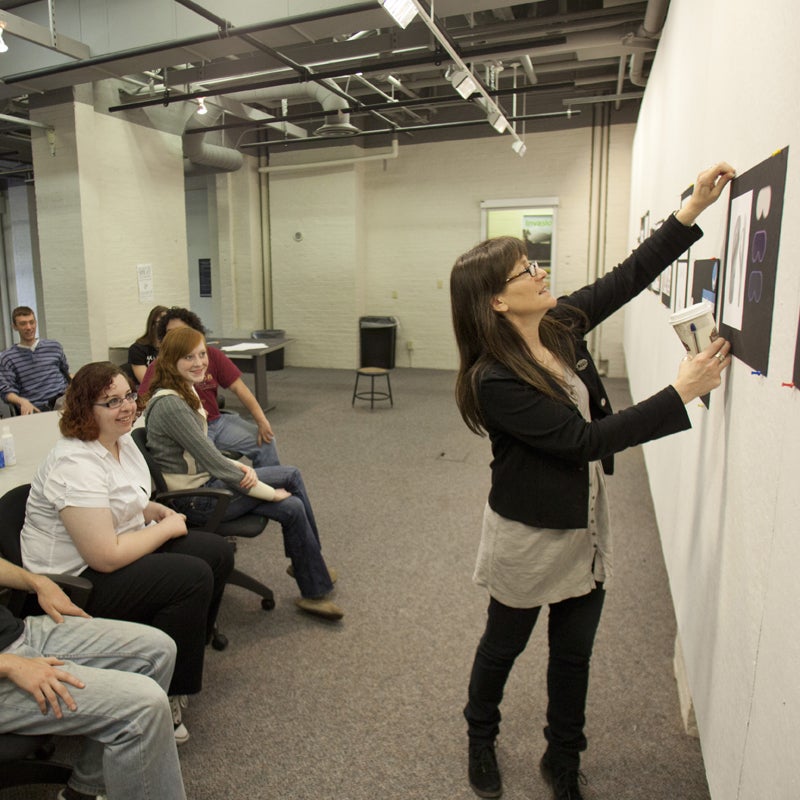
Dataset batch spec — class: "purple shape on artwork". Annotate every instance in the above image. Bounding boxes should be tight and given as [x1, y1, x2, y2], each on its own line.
[747, 270, 763, 303]
[751, 229, 767, 262]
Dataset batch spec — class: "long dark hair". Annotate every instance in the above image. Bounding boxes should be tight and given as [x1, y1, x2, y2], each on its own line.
[135, 305, 168, 347]
[450, 236, 585, 435]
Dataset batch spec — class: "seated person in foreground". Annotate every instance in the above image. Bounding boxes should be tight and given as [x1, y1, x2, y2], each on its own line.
[20, 361, 234, 743]
[138, 306, 279, 467]
[144, 326, 343, 621]
[0, 555, 186, 800]
[0, 306, 70, 414]
[128, 304, 168, 383]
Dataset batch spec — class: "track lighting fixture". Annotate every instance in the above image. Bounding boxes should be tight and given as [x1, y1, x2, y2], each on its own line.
[196, 97, 208, 115]
[449, 67, 477, 100]
[379, 0, 417, 29]
[487, 108, 508, 134]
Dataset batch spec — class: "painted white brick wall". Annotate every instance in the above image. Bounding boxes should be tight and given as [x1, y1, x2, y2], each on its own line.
[267, 126, 635, 371]
[30, 85, 190, 369]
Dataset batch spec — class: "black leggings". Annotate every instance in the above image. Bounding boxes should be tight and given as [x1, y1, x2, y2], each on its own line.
[464, 587, 605, 768]
[81, 531, 234, 695]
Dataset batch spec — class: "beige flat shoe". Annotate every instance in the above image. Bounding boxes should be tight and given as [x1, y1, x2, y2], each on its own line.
[294, 597, 344, 621]
[286, 564, 338, 584]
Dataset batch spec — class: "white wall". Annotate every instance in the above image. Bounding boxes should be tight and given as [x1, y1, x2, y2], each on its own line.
[268, 122, 635, 372]
[625, 2, 800, 798]
[29, 84, 191, 368]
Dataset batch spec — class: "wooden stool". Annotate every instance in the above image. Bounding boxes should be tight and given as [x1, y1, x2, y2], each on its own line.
[352, 367, 393, 409]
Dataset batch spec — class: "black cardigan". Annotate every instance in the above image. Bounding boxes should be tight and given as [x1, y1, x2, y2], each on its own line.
[479, 214, 702, 529]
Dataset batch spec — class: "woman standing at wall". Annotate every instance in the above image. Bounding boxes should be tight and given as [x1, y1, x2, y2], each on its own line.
[450, 162, 735, 800]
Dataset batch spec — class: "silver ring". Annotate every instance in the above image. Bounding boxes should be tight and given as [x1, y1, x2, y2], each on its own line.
[716, 352, 725, 362]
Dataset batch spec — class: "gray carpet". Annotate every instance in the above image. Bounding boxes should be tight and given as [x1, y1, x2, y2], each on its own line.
[3, 367, 709, 800]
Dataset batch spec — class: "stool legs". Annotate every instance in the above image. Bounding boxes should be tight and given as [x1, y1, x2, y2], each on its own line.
[352, 369, 393, 409]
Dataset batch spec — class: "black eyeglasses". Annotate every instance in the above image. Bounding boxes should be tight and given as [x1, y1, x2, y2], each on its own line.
[505, 260, 541, 283]
[94, 391, 138, 409]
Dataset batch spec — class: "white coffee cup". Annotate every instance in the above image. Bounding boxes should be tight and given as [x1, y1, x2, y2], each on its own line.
[668, 301, 719, 356]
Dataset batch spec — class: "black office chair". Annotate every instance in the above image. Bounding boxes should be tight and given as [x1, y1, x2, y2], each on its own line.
[0, 483, 93, 791]
[130, 428, 275, 612]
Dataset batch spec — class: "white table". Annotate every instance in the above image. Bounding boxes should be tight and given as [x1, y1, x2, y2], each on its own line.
[0, 412, 144, 497]
[215, 337, 295, 411]
[0, 411, 62, 496]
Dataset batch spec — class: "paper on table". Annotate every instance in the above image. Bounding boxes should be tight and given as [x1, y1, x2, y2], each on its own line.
[221, 342, 269, 352]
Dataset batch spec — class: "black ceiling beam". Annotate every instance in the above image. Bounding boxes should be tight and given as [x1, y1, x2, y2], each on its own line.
[107, 33, 569, 114]
[2, 1, 378, 84]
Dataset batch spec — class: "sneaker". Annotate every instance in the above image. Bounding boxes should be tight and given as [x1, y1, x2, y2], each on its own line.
[169, 696, 190, 745]
[540, 752, 587, 800]
[468, 741, 502, 798]
[294, 596, 344, 620]
[286, 564, 338, 584]
[57, 789, 107, 800]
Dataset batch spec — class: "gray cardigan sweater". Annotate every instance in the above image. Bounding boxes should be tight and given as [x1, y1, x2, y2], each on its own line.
[143, 390, 275, 499]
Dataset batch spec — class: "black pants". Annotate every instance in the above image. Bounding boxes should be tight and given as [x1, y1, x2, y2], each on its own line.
[80, 531, 234, 696]
[464, 586, 605, 769]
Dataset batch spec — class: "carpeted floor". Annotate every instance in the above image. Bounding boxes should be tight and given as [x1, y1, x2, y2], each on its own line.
[3, 367, 710, 800]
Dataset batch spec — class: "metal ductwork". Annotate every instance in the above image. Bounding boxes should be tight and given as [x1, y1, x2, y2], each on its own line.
[183, 131, 244, 174]
[225, 82, 360, 137]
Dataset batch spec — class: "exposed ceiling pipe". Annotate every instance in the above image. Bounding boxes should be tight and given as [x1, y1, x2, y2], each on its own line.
[258, 136, 398, 173]
[615, 56, 626, 110]
[520, 55, 538, 86]
[629, 0, 669, 87]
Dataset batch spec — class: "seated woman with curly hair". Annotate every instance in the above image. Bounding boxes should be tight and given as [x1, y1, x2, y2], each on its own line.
[20, 361, 234, 744]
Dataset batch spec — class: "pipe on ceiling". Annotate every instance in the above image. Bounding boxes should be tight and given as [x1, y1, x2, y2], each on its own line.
[258, 136, 398, 173]
[629, 0, 668, 87]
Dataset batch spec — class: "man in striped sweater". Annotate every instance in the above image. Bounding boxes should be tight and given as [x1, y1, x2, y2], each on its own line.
[0, 306, 70, 415]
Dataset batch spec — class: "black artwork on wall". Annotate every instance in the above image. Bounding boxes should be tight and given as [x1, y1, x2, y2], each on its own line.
[718, 147, 788, 375]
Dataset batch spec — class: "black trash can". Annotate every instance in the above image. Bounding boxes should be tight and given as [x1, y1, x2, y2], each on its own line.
[359, 316, 397, 369]
[251, 329, 286, 371]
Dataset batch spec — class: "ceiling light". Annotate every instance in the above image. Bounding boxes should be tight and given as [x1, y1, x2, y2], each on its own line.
[379, 0, 417, 30]
[0, 23, 8, 54]
[196, 97, 208, 115]
[487, 108, 508, 134]
[449, 68, 477, 100]
[511, 140, 527, 157]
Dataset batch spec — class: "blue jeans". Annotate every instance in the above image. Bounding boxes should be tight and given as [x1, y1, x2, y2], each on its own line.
[182, 465, 334, 599]
[0, 615, 185, 799]
[207, 413, 280, 467]
[464, 587, 605, 769]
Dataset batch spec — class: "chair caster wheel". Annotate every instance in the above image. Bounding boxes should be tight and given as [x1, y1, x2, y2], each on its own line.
[211, 632, 229, 651]
[261, 596, 275, 611]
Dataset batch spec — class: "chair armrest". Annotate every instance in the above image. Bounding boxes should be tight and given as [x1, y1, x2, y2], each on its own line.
[154, 488, 234, 533]
[40, 574, 93, 609]
[1, 574, 93, 618]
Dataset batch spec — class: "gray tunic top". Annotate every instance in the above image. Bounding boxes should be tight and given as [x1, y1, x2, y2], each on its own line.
[473, 368, 612, 609]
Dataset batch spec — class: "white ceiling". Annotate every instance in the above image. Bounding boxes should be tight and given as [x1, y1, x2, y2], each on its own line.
[0, 0, 668, 182]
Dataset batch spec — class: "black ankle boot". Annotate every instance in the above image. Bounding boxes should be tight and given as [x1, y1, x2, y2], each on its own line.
[468, 741, 503, 798]
[540, 751, 587, 800]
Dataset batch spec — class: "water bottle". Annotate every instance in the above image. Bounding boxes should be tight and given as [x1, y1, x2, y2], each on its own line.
[0, 425, 15, 466]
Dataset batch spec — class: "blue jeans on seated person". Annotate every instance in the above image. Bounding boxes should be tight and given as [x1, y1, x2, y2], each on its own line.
[207, 413, 280, 467]
[0, 615, 185, 800]
[177, 465, 334, 600]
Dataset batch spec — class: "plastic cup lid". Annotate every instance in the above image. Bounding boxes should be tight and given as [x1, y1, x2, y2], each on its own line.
[668, 301, 714, 325]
